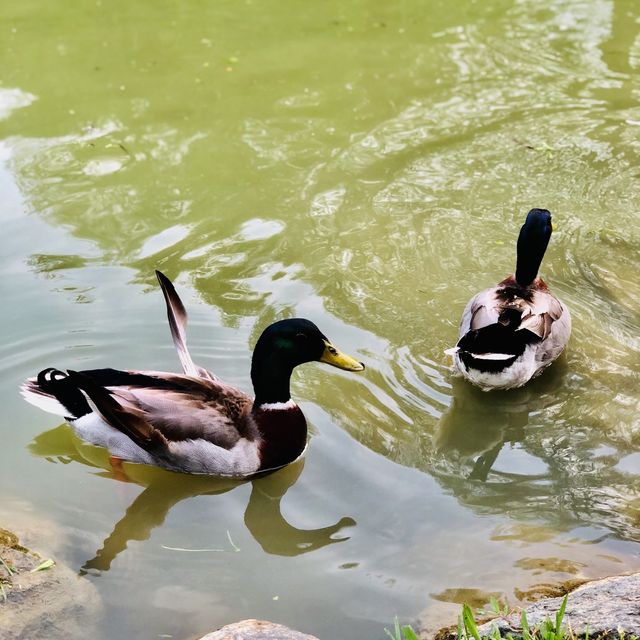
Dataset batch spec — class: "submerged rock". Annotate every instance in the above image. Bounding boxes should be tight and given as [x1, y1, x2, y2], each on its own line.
[474, 573, 640, 639]
[198, 619, 319, 640]
[0, 510, 102, 640]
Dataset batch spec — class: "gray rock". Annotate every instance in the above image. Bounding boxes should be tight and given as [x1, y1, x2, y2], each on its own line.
[476, 573, 640, 639]
[0, 512, 102, 640]
[198, 619, 319, 640]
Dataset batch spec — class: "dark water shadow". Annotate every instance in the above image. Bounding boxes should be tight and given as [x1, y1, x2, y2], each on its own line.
[29, 425, 356, 574]
[435, 361, 568, 480]
[427, 359, 640, 543]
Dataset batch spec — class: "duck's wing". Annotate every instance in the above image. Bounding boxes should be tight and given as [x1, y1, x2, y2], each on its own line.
[523, 290, 571, 365]
[155, 270, 218, 382]
[24, 368, 254, 452]
[90, 369, 254, 449]
[460, 288, 501, 335]
[514, 288, 564, 341]
[108, 371, 253, 448]
[462, 283, 564, 339]
[452, 281, 568, 358]
[66, 370, 171, 457]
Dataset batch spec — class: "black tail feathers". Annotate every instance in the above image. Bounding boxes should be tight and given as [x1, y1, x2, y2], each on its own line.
[36, 368, 92, 419]
[457, 323, 540, 357]
[37, 368, 68, 388]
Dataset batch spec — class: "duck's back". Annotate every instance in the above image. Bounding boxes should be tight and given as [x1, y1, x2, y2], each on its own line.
[453, 276, 571, 389]
[103, 369, 255, 446]
[23, 368, 255, 445]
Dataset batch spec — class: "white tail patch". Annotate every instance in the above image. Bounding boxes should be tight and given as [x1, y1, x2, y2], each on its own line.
[20, 384, 72, 418]
[444, 347, 458, 356]
[468, 352, 515, 361]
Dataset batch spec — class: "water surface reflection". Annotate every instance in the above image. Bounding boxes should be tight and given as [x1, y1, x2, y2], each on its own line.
[430, 370, 640, 546]
[3, 0, 640, 636]
[30, 426, 356, 573]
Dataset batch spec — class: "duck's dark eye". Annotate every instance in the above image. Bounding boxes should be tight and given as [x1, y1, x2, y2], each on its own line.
[295, 333, 308, 342]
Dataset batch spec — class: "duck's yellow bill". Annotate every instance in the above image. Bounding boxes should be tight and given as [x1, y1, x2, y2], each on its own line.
[320, 340, 365, 372]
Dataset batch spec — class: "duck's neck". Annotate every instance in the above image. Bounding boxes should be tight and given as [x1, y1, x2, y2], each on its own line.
[250, 358, 307, 472]
[515, 228, 549, 288]
[250, 359, 294, 408]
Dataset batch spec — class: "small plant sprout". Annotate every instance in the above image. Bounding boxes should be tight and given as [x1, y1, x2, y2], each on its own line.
[0, 556, 16, 576]
[456, 595, 581, 640]
[30, 558, 55, 572]
[384, 616, 419, 640]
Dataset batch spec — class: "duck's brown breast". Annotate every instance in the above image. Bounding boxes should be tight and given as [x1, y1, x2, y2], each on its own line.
[252, 404, 308, 472]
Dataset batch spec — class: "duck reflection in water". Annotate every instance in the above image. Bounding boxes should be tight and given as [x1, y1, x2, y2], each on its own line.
[435, 361, 567, 482]
[30, 425, 356, 574]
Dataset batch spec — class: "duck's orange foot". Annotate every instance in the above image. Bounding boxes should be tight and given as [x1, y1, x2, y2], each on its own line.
[108, 455, 130, 482]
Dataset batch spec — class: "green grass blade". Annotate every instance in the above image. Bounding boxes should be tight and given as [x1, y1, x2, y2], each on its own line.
[545, 618, 555, 640]
[554, 594, 568, 640]
[463, 604, 482, 640]
[521, 609, 532, 640]
[384, 616, 402, 640]
[401, 625, 419, 640]
[0, 557, 16, 576]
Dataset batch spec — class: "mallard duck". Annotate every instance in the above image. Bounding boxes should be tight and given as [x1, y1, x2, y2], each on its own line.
[446, 208, 571, 391]
[21, 271, 364, 477]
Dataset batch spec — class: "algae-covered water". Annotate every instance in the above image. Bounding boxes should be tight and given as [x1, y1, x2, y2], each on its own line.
[1, 0, 639, 638]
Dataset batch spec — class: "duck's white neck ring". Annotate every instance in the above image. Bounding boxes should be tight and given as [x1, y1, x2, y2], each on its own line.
[257, 399, 297, 411]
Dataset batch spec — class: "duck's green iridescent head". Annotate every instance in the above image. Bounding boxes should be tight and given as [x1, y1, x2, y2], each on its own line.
[251, 318, 364, 404]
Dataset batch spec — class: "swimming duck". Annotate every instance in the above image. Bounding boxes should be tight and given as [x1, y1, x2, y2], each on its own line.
[446, 208, 571, 391]
[21, 271, 364, 477]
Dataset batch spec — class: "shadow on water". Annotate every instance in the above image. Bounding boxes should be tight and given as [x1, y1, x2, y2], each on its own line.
[425, 359, 640, 545]
[435, 363, 567, 482]
[29, 425, 356, 574]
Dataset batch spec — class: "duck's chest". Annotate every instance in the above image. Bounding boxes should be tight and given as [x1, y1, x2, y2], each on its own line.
[251, 404, 308, 473]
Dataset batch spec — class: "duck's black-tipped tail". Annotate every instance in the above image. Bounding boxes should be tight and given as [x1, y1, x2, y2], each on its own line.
[456, 323, 540, 373]
[21, 368, 91, 420]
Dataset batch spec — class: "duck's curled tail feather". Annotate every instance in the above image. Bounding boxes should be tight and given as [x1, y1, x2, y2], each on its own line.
[20, 368, 91, 419]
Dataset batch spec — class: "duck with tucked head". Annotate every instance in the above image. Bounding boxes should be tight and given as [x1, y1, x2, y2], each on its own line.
[446, 208, 571, 391]
[21, 271, 364, 477]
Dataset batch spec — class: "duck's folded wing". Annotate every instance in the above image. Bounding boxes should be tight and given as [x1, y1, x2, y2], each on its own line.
[155, 270, 218, 382]
[67, 370, 170, 457]
[24, 364, 255, 455]
[24, 367, 255, 458]
[464, 287, 563, 340]
[462, 289, 501, 333]
[72, 368, 253, 449]
[111, 378, 253, 449]
[516, 291, 564, 340]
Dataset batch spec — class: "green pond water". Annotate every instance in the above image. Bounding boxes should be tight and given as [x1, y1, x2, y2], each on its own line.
[1, 0, 640, 637]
